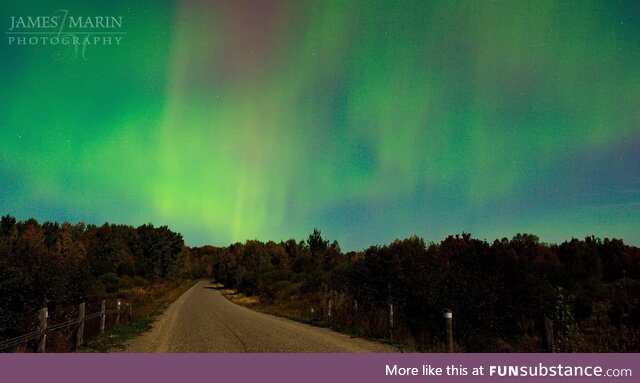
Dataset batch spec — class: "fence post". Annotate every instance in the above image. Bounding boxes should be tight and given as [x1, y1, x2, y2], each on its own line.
[75, 302, 85, 350]
[544, 317, 555, 352]
[444, 309, 453, 352]
[37, 308, 47, 353]
[389, 303, 394, 340]
[115, 299, 121, 327]
[100, 300, 106, 334]
[353, 299, 358, 332]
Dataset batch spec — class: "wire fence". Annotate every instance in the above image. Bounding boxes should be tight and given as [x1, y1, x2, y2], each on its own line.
[269, 292, 573, 353]
[0, 299, 130, 352]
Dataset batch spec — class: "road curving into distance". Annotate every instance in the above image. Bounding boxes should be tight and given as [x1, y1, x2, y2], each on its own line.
[124, 280, 399, 352]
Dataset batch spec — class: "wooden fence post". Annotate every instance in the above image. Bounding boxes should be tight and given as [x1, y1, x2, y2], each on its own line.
[389, 303, 394, 340]
[444, 309, 453, 352]
[100, 300, 106, 334]
[544, 317, 555, 352]
[37, 308, 47, 353]
[115, 299, 121, 327]
[75, 302, 85, 350]
[353, 299, 358, 332]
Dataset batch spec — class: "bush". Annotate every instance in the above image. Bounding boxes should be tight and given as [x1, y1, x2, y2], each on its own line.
[261, 280, 300, 301]
[100, 273, 121, 293]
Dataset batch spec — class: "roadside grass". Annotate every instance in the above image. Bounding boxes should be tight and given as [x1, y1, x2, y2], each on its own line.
[218, 287, 406, 351]
[81, 279, 198, 352]
[81, 319, 154, 352]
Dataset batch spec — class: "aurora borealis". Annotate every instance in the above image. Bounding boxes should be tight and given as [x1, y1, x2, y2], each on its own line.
[1, 1, 638, 249]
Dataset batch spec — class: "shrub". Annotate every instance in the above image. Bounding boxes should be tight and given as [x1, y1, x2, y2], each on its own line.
[100, 273, 121, 293]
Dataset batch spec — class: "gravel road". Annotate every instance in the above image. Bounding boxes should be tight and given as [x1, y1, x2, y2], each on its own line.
[124, 280, 399, 352]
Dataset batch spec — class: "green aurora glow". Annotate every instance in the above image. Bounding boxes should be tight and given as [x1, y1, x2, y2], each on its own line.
[1, 0, 639, 249]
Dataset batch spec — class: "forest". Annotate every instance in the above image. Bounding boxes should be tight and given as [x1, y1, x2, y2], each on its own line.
[197, 230, 640, 352]
[0, 215, 209, 348]
[1, 214, 639, 351]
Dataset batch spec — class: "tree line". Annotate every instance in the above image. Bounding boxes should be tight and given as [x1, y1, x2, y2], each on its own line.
[2, 214, 638, 351]
[0, 215, 210, 342]
[198, 230, 640, 351]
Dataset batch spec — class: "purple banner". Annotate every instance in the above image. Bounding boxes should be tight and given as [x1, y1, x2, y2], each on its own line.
[0, 354, 636, 383]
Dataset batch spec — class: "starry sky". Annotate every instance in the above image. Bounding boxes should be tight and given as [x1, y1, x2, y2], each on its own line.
[1, 0, 639, 250]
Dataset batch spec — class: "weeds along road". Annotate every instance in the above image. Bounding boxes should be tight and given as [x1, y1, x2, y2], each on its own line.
[124, 280, 399, 352]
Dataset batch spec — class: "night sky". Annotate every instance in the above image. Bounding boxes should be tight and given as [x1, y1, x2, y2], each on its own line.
[1, 1, 639, 250]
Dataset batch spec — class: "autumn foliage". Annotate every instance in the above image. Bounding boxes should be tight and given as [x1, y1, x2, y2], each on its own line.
[2, 215, 639, 352]
[203, 230, 640, 351]
[0, 215, 203, 344]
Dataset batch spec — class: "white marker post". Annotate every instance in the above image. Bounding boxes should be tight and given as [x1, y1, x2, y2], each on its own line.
[444, 309, 453, 352]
